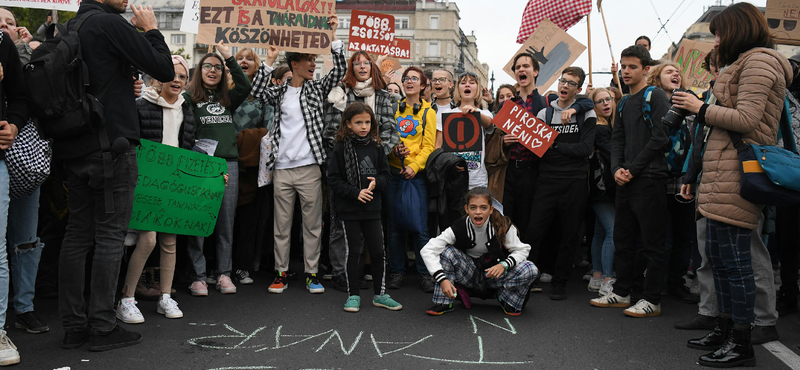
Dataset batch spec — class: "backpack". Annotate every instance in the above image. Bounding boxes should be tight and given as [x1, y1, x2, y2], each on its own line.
[617, 86, 690, 176]
[23, 11, 108, 140]
[779, 89, 800, 154]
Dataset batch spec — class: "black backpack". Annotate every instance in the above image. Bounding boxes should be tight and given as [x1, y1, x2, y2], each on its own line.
[23, 11, 108, 140]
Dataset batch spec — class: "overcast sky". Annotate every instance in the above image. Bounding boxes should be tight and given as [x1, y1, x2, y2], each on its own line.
[454, 0, 767, 92]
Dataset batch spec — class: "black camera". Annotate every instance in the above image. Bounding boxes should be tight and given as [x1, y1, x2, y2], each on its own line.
[662, 88, 699, 128]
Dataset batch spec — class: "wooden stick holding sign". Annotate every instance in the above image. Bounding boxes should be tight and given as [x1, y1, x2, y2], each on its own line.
[196, 0, 337, 54]
[441, 112, 483, 153]
[598, 2, 621, 90]
[492, 101, 558, 158]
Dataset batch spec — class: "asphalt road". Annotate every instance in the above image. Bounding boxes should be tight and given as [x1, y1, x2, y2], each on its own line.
[13, 268, 800, 370]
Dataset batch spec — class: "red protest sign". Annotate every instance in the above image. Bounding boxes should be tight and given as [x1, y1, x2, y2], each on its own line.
[348, 10, 395, 55]
[492, 101, 557, 157]
[390, 39, 411, 59]
[442, 112, 482, 152]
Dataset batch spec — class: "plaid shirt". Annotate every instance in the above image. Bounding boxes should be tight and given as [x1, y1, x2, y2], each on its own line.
[322, 86, 399, 156]
[250, 40, 347, 171]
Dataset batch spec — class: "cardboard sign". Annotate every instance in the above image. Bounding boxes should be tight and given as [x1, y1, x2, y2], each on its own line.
[129, 140, 228, 237]
[379, 56, 402, 73]
[767, 0, 800, 45]
[493, 101, 558, 158]
[0, 0, 79, 11]
[442, 112, 482, 153]
[672, 39, 715, 91]
[503, 18, 586, 90]
[196, 0, 337, 54]
[348, 10, 395, 54]
[180, 0, 201, 34]
[391, 38, 412, 59]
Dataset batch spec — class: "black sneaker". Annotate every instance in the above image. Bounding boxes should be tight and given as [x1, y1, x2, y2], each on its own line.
[330, 274, 348, 293]
[529, 275, 542, 293]
[234, 269, 254, 284]
[549, 284, 567, 301]
[499, 300, 522, 316]
[61, 327, 90, 349]
[668, 285, 699, 304]
[426, 303, 454, 316]
[14, 311, 49, 334]
[88, 325, 142, 352]
[419, 275, 435, 293]
[387, 273, 404, 289]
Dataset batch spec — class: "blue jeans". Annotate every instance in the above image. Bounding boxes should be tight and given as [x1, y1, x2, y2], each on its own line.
[59, 148, 137, 334]
[386, 173, 429, 275]
[8, 187, 43, 314]
[0, 162, 10, 327]
[706, 218, 755, 325]
[188, 160, 238, 280]
[591, 199, 615, 278]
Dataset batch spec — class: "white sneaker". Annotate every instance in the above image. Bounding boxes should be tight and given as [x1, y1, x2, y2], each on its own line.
[590, 292, 631, 308]
[599, 278, 616, 297]
[624, 299, 661, 318]
[0, 331, 19, 366]
[116, 297, 144, 324]
[587, 277, 602, 292]
[540, 273, 553, 283]
[157, 294, 184, 319]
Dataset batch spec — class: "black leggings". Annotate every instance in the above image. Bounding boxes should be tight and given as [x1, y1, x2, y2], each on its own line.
[343, 219, 386, 297]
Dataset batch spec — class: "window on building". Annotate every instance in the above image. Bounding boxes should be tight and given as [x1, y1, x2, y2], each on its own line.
[395, 17, 409, 30]
[340, 17, 350, 29]
[171, 34, 186, 45]
[230, 46, 239, 55]
[254, 48, 267, 55]
[416, 43, 420, 55]
[429, 15, 439, 29]
[447, 42, 451, 55]
[427, 41, 439, 57]
[157, 13, 182, 30]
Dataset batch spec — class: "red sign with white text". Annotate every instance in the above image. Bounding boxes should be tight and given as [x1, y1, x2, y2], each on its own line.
[492, 101, 558, 157]
[348, 11, 395, 53]
[390, 38, 411, 59]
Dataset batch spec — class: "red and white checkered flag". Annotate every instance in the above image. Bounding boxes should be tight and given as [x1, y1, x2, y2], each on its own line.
[517, 0, 593, 43]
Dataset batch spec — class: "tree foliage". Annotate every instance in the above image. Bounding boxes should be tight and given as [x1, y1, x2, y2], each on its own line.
[171, 47, 191, 61]
[4, 7, 76, 32]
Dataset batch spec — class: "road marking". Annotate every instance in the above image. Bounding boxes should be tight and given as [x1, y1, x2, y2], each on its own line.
[764, 341, 800, 370]
[208, 367, 275, 370]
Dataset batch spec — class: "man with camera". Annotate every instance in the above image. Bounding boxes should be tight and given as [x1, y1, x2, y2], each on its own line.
[590, 45, 672, 318]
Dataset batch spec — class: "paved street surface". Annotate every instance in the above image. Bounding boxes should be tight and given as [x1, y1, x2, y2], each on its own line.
[15, 268, 800, 370]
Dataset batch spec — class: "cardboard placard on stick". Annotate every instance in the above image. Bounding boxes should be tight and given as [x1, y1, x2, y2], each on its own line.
[129, 140, 228, 237]
[503, 18, 586, 90]
[767, 0, 800, 45]
[441, 112, 483, 153]
[672, 39, 715, 91]
[391, 39, 412, 59]
[0, 0, 78, 11]
[379, 56, 402, 74]
[348, 10, 396, 54]
[180, 0, 201, 34]
[196, 0, 337, 54]
[493, 101, 558, 158]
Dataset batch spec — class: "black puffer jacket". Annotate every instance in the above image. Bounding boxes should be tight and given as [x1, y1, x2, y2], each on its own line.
[136, 97, 196, 150]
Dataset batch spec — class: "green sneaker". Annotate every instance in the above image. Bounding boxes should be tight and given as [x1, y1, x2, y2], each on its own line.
[344, 296, 360, 312]
[372, 294, 403, 311]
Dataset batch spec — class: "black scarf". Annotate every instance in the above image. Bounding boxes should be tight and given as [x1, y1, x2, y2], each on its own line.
[343, 134, 372, 189]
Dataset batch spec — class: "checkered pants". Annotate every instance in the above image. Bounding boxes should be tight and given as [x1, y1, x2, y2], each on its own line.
[706, 219, 756, 324]
[432, 246, 538, 310]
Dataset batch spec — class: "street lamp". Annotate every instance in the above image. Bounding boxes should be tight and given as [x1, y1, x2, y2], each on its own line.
[490, 71, 495, 94]
[455, 31, 466, 75]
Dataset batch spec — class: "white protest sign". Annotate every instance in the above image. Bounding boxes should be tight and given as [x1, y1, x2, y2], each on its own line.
[0, 0, 79, 11]
[180, 0, 200, 34]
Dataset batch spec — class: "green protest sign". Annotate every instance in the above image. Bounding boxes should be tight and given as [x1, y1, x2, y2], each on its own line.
[129, 140, 228, 237]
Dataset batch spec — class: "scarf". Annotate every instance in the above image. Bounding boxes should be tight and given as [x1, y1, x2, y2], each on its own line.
[327, 78, 377, 112]
[343, 134, 372, 189]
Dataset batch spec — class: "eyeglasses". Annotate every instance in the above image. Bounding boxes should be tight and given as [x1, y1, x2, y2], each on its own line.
[202, 63, 223, 72]
[558, 78, 579, 88]
[174, 74, 188, 82]
[402, 76, 420, 83]
[431, 77, 451, 84]
[352, 61, 371, 67]
[459, 71, 477, 79]
[594, 97, 612, 105]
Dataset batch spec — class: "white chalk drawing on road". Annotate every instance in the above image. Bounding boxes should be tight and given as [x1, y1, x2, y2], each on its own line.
[190, 315, 534, 367]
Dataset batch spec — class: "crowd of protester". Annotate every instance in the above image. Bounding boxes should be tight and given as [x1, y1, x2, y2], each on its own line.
[0, 1, 798, 368]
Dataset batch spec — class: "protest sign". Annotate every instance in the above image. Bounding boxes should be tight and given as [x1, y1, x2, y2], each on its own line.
[493, 101, 558, 158]
[767, 0, 800, 45]
[503, 18, 586, 90]
[442, 112, 482, 153]
[180, 0, 200, 34]
[129, 140, 228, 237]
[391, 38, 411, 59]
[348, 10, 394, 53]
[0, 0, 79, 11]
[672, 39, 715, 91]
[379, 56, 402, 73]
[196, 0, 336, 54]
